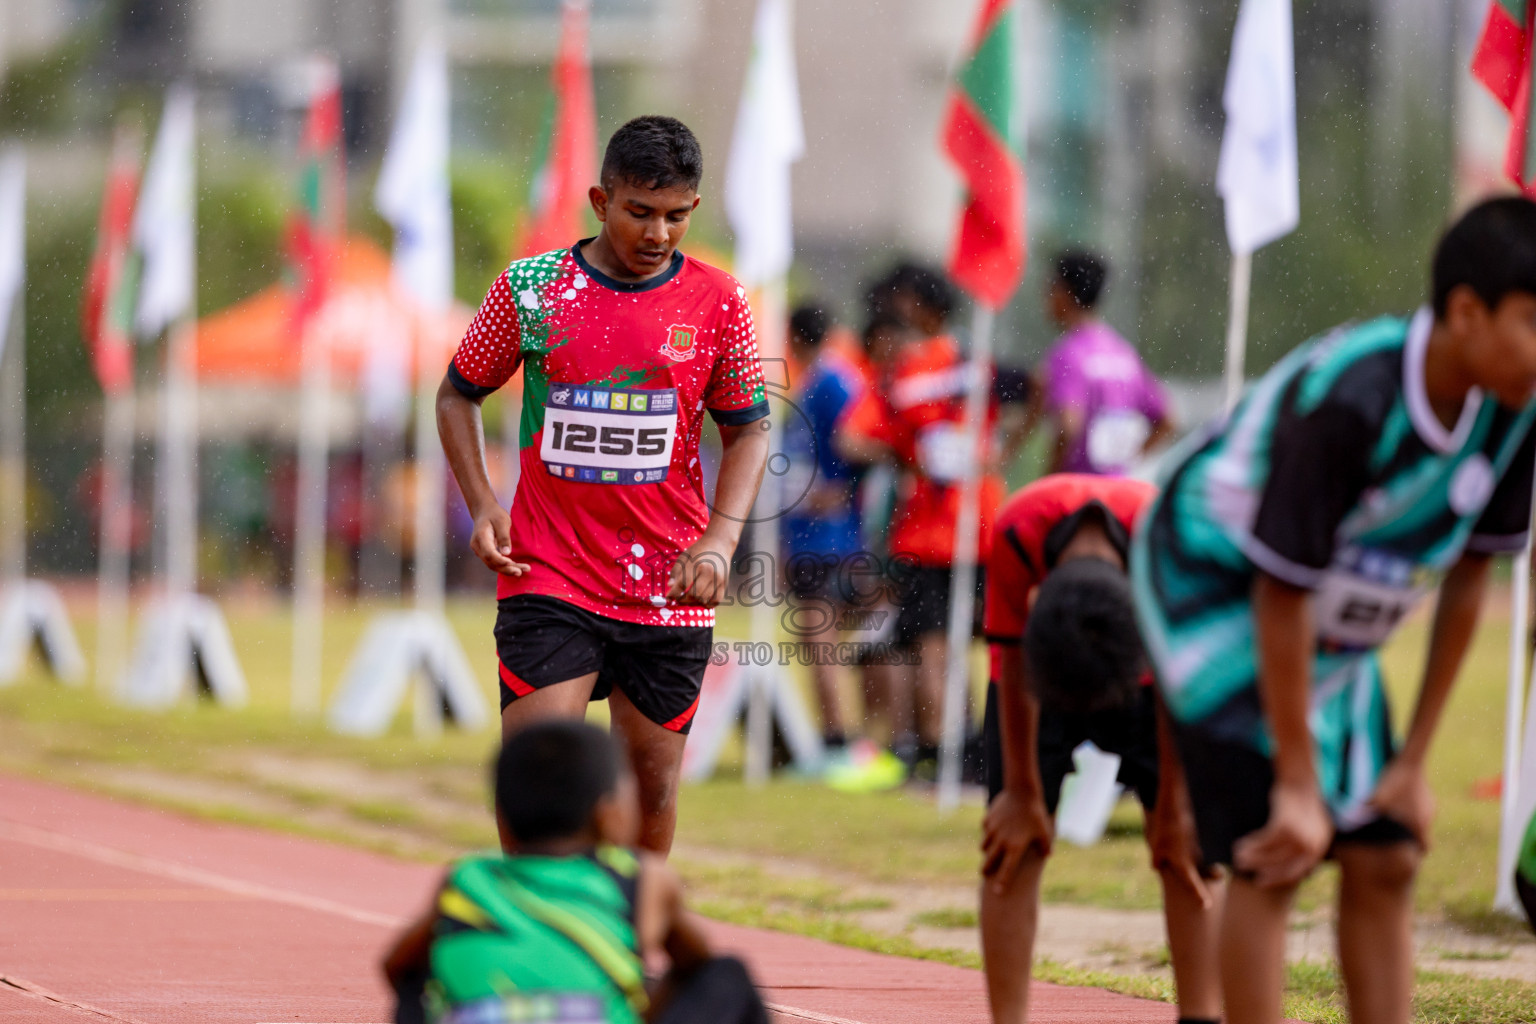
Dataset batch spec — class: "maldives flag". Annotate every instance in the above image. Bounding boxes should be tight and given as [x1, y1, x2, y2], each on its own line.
[515, 0, 596, 258]
[1473, 0, 1536, 195]
[81, 122, 142, 394]
[287, 63, 346, 326]
[942, 0, 1025, 311]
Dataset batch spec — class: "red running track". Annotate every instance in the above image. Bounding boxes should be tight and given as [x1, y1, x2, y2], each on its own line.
[0, 773, 1177, 1023]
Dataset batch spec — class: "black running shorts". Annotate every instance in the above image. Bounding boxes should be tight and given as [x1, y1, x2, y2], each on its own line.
[1171, 723, 1415, 870]
[895, 566, 985, 647]
[493, 595, 713, 734]
[982, 682, 1161, 813]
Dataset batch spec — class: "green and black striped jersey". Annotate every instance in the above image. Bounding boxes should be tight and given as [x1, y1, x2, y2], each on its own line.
[1133, 309, 1536, 744]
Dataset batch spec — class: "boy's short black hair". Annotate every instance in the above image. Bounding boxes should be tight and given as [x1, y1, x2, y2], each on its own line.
[888, 261, 956, 321]
[1054, 251, 1108, 309]
[495, 721, 622, 844]
[861, 310, 906, 350]
[1432, 196, 1536, 318]
[600, 115, 703, 192]
[1024, 557, 1144, 715]
[790, 303, 832, 348]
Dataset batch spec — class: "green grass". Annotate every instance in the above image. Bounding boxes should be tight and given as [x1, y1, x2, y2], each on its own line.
[1281, 959, 1536, 1024]
[909, 907, 978, 929]
[2, 593, 1529, 924]
[5, 592, 1536, 1023]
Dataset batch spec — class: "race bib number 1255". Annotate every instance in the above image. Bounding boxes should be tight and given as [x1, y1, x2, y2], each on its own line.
[541, 383, 678, 485]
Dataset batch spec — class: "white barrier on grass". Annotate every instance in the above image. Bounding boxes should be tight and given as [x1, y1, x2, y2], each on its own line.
[119, 593, 247, 708]
[327, 610, 488, 737]
[0, 580, 86, 685]
[681, 650, 823, 782]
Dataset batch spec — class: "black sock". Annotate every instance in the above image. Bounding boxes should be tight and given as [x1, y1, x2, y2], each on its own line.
[1178, 1017, 1220, 1024]
[916, 742, 939, 763]
[822, 731, 847, 750]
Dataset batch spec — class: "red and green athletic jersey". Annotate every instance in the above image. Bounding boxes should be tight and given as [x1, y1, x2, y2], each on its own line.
[449, 242, 768, 626]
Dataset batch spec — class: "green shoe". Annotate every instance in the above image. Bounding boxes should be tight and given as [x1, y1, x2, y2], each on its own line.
[825, 741, 908, 793]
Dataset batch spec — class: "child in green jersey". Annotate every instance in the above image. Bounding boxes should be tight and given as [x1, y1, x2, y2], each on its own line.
[384, 721, 767, 1024]
[1133, 197, 1536, 1024]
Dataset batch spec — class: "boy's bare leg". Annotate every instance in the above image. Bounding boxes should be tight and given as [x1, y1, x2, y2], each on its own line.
[1160, 867, 1225, 1020]
[980, 851, 1046, 1024]
[914, 631, 947, 747]
[1221, 876, 1296, 1024]
[888, 660, 916, 747]
[1336, 842, 1419, 1024]
[498, 674, 601, 851]
[608, 686, 688, 855]
[801, 599, 847, 741]
[860, 661, 890, 743]
[500, 673, 600, 737]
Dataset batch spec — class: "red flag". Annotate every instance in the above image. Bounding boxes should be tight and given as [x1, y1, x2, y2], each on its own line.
[515, 0, 596, 258]
[286, 61, 346, 327]
[942, 0, 1026, 311]
[81, 122, 143, 394]
[1473, 1, 1536, 196]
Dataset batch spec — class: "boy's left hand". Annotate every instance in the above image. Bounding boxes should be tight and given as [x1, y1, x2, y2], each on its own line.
[1367, 758, 1434, 848]
[667, 534, 735, 606]
[1146, 792, 1212, 909]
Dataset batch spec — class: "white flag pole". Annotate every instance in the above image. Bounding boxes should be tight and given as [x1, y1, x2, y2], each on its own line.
[937, 305, 993, 813]
[162, 317, 198, 599]
[290, 318, 330, 716]
[1216, 0, 1298, 408]
[326, 37, 491, 737]
[1502, 657, 1536, 911]
[1497, 495, 1536, 912]
[1, 290, 23, 587]
[120, 84, 246, 709]
[724, 0, 806, 782]
[1223, 250, 1253, 411]
[414, 333, 447, 616]
[0, 148, 25, 587]
[96, 386, 136, 690]
[745, 284, 786, 786]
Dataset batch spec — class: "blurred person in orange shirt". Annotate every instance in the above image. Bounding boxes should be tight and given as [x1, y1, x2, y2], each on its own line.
[837, 263, 1031, 777]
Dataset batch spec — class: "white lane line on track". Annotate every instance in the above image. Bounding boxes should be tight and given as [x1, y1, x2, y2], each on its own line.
[1, 974, 155, 1024]
[0, 819, 405, 928]
[0, 819, 872, 1024]
[765, 1003, 869, 1024]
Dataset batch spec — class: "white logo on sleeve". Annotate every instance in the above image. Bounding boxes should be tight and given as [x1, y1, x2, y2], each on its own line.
[1448, 453, 1494, 516]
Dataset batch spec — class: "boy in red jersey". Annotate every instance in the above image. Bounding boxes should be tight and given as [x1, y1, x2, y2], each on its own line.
[836, 264, 1026, 774]
[437, 116, 769, 854]
[979, 474, 1219, 1024]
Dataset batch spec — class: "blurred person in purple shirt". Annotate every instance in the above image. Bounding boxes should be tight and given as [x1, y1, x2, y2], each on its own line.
[1037, 252, 1173, 476]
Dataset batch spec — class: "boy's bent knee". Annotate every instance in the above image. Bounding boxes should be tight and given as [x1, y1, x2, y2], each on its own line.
[1337, 840, 1420, 892]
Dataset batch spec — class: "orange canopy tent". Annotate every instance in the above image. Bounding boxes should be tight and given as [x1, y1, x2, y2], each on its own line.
[195, 236, 476, 387]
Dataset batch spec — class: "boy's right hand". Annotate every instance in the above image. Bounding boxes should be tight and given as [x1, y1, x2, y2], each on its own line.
[1233, 780, 1332, 888]
[470, 506, 531, 576]
[980, 788, 1053, 893]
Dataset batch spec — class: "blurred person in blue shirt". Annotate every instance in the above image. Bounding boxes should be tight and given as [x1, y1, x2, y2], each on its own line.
[782, 303, 874, 756]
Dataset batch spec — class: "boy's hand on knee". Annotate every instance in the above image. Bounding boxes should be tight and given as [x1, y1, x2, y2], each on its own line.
[1147, 798, 1212, 909]
[1367, 759, 1434, 848]
[1233, 780, 1332, 888]
[981, 788, 1052, 893]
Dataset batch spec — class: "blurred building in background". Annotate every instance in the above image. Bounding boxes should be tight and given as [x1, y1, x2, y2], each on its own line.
[0, 0, 1512, 580]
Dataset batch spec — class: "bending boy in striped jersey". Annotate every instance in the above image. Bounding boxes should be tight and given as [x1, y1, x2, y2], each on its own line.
[1132, 198, 1536, 1024]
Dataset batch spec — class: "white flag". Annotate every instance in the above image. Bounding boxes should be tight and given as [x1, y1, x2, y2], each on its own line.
[0, 148, 23, 360]
[134, 84, 196, 339]
[724, 0, 805, 288]
[376, 40, 454, 312]
[1216, 0, 1299, 255]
